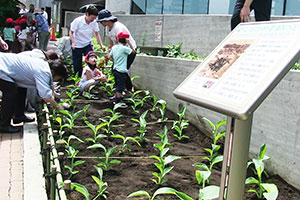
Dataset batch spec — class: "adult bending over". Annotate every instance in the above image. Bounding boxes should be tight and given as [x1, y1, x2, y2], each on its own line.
[0, 52, 67, 133]
[69, 5, 105, 77]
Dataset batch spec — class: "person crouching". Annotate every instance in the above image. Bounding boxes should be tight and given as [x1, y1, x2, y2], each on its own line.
[78, 51, 107, 95]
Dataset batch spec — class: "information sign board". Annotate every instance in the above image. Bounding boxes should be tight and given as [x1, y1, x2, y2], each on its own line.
[174, 20, 300, 120]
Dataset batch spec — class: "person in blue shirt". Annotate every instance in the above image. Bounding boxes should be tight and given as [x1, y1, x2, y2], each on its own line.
[107, 31, 136, 106]
[35, 11, 50, 50]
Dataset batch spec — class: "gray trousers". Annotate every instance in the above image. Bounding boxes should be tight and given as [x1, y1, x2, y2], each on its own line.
[38, 31, 50, 51]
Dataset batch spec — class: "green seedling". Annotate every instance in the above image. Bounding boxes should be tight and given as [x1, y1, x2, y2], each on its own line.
[63, 135, 84, 153]
[150, 127, 181, 185]
[149, 94, 159, 112]
[92, 166, 108, 199]
[198, 185, 220, 200]
[157, 99, 168, 122]
[193, 118, 226, 185]
[85, 121, 107, 144]
[245, 144, 278, 200]
[128, 187, 193, 200]
[131, 75, 140, 84]
[64, 146, 85, 179]
[88, 144, 121, 171]
[100, 74, 115, 96]
[71, 182, 90, 200]
[59, 108, 84, 132]
[131, 110, 148, 143]
[69, 167, 109, 200]
[55, 116, 67, 139]
[126, 98, 143, 114]
[125, 90, 150, 113]
[172, 106, 190, 140]
[110, 134, 141, 153]
[81, 104, 91, 122]
[63, 90, 79, 108]
[154, 125, 170, 153]
[100, 103, 124, 135]
[82, 85, 99, 100]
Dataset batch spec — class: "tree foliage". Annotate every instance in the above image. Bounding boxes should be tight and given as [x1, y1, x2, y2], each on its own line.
[0, 0, 21, 29]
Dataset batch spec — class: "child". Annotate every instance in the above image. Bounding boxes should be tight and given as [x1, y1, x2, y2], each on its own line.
[3, 18, 16, 52]
[78, 51, 107, 94]
[107, 31, 136, 106]
[17, 18, 29, 51]
[27, 20, 37, 48]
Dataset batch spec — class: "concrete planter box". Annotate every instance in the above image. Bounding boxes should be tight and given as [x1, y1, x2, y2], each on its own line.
[130, 55, 300, 190]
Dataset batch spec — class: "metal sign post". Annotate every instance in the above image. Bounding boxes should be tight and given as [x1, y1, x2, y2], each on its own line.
[173, 20, 300, 199]
[219, 115, 253, 199]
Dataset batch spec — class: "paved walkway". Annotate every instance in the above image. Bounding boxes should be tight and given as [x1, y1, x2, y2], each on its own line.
[0, 130, 24, 200]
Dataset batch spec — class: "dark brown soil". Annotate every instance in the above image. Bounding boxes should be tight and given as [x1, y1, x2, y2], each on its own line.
[51, 88, 300, 200]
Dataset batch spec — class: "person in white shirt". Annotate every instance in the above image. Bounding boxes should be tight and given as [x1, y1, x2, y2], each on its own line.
[19, 5, 28, 16]
[56, 36, 72, 60]
[0, 52, 67, 133]
[69, 5, 105, 77]
[78, 51, 106, 93]
[97, 9, 137, 98]
[41, 7, 48, 21]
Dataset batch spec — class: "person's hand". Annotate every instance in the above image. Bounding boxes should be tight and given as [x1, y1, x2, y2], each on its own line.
[71, 42, 76, 50]
[99, 74, 107, 82]
[0, 40, 8, 51]
[101, 46, 106, 51]
[240, 6, 251, 22]
[61, 103, 70, 110]
[56, 105, 64, 110]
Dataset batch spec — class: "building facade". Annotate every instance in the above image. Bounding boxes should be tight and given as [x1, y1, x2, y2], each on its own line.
[107, 0, 300, 16]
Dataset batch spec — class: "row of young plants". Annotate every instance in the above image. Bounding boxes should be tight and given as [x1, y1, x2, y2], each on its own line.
[46, 57, 278, 199]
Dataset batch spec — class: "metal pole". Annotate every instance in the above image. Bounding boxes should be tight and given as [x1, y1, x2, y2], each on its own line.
[219, 114, 253, 200]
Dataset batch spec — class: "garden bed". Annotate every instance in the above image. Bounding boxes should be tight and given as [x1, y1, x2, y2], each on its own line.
[45, 84, 300, 200]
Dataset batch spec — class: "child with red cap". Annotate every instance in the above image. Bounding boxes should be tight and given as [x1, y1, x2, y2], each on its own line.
[78, 51, 107, 95]
[3, 18, 16, 52]
[107, 31, 136, 107]
[17, 18, 29, 51]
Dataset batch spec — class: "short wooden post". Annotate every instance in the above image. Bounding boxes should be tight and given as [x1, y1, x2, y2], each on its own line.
[50, 166, 57, 200]
[64, 180, 72, 199]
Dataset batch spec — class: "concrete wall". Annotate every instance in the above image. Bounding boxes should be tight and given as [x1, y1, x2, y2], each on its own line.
[130, 55, 300, 190]
[63, 12, 300, 56]
[115, 14, 232, 57]
[106, 0, 132, 14]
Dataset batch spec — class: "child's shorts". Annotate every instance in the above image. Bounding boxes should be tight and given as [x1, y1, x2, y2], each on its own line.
[78, 79, 98, 92]
[113, 70, 127, 93]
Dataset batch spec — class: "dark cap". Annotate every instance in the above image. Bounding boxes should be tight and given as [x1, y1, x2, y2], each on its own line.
[97, 9, 117, 22]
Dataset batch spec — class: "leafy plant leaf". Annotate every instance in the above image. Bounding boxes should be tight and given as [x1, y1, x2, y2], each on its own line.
[71, 182, 90, 200]
[198, 185, 220, 200]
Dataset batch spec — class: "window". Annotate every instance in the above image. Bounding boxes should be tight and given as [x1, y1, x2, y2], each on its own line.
[163, 0, 183, 14]
[285, 0, 300, 15]
[183, 0, 209, 14]
[146, 0, 163, 14]
[132, 0, 146, 14]
[271, 0, 284, 15]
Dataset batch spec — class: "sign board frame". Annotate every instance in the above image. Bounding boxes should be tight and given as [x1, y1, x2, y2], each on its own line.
[174, 19, 300, 120]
